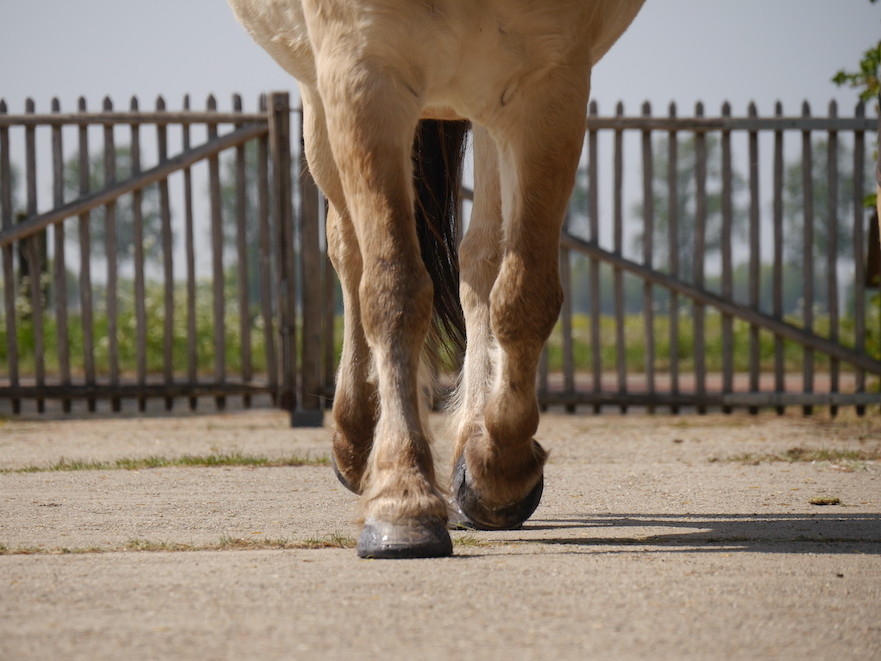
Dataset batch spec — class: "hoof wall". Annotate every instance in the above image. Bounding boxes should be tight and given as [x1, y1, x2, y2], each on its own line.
[357, 518, 453, 559]
[451, 454, 543, 531]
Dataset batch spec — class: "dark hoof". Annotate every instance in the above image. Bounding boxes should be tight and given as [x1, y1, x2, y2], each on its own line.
[357, 518, 453, 559]
[331, 454, 360, 494]
[451, 453, 543, 531]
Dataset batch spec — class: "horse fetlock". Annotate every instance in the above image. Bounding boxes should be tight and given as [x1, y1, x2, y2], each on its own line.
[451, 443, 546, 531]
[458, 433, 547, 509]
[360, 463, 449, 526]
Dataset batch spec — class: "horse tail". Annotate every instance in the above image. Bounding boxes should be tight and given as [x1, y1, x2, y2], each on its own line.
[412, 118, 470, 366]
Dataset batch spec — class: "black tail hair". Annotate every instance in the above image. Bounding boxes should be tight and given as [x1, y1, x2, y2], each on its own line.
[412, 119, 470, 367]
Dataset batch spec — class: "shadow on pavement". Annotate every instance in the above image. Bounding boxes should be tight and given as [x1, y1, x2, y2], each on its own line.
[512, 512, 881, 554]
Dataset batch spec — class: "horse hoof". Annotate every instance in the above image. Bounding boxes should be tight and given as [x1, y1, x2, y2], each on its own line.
[331, 454, 360, 494]
[357, 518, 453, 559]
[451, 453, 544, 531]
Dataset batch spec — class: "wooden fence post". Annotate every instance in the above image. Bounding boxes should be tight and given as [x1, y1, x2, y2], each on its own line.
[269, 91, 297, 412]
[293, 109, 324, 426]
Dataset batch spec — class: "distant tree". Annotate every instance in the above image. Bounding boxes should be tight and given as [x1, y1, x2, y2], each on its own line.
[782, 138, 875, 265]
[0, 162, 22, 218]
[63, 146, 165, 265]
[629, 133, 748, 278]
[832, 0, 879, 212]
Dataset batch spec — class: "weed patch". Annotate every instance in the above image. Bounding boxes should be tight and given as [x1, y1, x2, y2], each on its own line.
[714, 446, 881, 466]
[3, 451, 329, 474]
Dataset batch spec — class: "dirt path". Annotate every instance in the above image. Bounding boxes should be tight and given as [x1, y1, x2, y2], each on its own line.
[1, 409, 880, 660]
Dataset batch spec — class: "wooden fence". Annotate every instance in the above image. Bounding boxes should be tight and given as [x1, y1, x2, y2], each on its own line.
[1, 94, 879, 418]
[0, 91, 327, 422]
[537, 99, 881, 414]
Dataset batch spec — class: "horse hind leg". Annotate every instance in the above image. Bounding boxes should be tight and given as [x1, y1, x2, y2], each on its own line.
[453, 77, 588, 530]
[319, 69, 451, 559]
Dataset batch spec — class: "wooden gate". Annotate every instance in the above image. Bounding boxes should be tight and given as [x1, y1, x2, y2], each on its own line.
[0, 91, 327, 422]
[538, 100, 881, 414]
[1, 95, 879, 418]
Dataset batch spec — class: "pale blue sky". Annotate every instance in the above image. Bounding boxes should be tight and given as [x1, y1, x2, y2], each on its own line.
[1, 0, 878, 116]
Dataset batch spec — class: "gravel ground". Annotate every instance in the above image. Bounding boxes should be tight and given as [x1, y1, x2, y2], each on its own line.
[1, 408, 880, 660]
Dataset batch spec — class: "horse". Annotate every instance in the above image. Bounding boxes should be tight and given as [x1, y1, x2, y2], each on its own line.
[227, 0, 647, 558]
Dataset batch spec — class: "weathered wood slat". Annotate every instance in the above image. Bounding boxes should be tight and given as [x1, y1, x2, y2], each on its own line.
[77, 97, 96, 412]
[298, 124, 322, 412]
[748, 102, 761, 414]
[256, 94, 277, 399]
[582, 116, 876, 132]
[560, 212, 575, 413]
[25, 98, 46, 412]
[323, 242, 336, 400]
[0, 382, 274, 400]
[533, 391, 881, 409]
[853, 102, 866, 415]
[667, 102, 680, 412]
[588, 101, 602, 412]
[772, 101, 785, 415]
[270, 92, 297, 411]
[0, 100, 20, 413]
[0, 123, 268, 247]
[613, 101, 626, 410]
[0, 111, 268, 126]
[130, 97, 148, 412]
[51, 98, 71, 412]
[207, 95, 226, 410]
[641, 101, 655, 410]
[720, 102, 734, 413]
[157, 96, 175, 411]
[103, 97, 120, 411]
[827, 101, 840, 416]
[234, 95, 252, 408]
[559, 232, 881, 375]
[801, 101, 815, 414]
[693, 102, 707, 413]
[182, 95, 198, 411]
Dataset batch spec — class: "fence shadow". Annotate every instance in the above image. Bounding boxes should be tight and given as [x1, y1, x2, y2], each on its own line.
[511, 512, 881, 555]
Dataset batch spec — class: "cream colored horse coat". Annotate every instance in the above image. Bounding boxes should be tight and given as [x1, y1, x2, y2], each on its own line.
[228, 0, 646, 557]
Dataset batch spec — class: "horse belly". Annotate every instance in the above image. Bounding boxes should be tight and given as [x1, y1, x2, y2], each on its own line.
[414, 2, 597, 124]
[228, 0, 317, 85]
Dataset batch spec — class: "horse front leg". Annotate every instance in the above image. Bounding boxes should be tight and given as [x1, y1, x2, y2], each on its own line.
[453, 77, 588, 530]
[319, 71, 451, 559]
[301, 88, 376, 495]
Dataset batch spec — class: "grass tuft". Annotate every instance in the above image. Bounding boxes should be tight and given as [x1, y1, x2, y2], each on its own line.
[0, 532, 358, 556]
[3, 452, 329, 474]
[717, 446, 881, 465]
[453, 534, 488, 548]
[810, 496, 842, 506]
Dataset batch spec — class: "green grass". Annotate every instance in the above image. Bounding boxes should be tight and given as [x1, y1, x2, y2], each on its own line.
[3, 451, 329, 474]
[4, 275, 881, 382]
[1, 277, 277, 377]
[544, 309, 881, 374]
